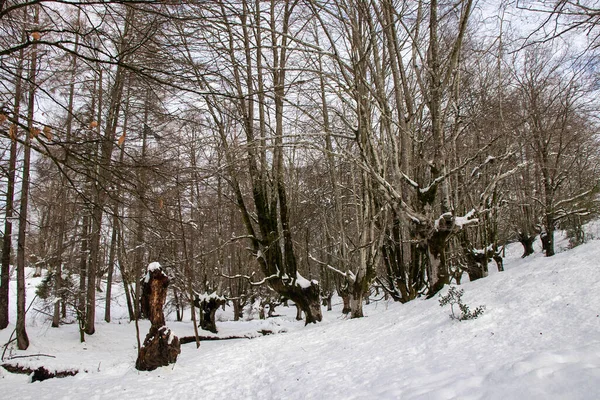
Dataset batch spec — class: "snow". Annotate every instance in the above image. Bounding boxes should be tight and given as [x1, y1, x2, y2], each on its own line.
[147, 262, 162, 273]
[455, 209, 479, 228]
[144, 262, 166, 283]
[194, 292, 225, 302]
[294, 272, 314, 289]
[1, 229, 600, 399]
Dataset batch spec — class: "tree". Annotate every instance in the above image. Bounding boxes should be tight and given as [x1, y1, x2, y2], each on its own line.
[512, 47, 600, 256]
[0, 13, 26, 329]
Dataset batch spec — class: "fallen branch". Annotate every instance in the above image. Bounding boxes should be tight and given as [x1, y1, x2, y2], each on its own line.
[179, 335, 251, 344]
[1, 363, 78, 382]
[6, 353, 56, 360]
[179, 329, 283, 344]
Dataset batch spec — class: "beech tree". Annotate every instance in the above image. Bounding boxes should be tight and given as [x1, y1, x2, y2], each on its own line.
[512, 47, 600, 256]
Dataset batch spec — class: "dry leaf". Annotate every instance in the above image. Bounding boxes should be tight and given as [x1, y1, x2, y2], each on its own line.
[43, 125, 53, 140]
[117, 133, 125, 146]
[9, 124, 17, 140]
[158, 198, 164, 209]
[0, 114, 6, 125]
[89, 121, 98, 128]
[31, 31, 41, 41]
[30, 127, 41, 138]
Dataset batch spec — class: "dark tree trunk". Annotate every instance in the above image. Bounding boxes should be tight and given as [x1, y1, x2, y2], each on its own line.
[350, 293, 364, 318]
[341, 293, 351, 315]
[1, 22, 26, 331]
[104, 220, 117, 323]
[173, 288, 182, 322]
[140, 267, 168, 327]
[322, 293, 333, 311]
[426, 229, 452, 298]
[518, 233, 536, 258]
[493, 254, 504, 272]
[15, 7, 39, 348]
[541, 218, 555, 257]
[136, 263, 180, 371]
[232, 298, 243, 322]
[267, 301, 278, 317]
[194, 295, 226, 334]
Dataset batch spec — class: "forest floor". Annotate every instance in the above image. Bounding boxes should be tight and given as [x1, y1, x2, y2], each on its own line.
[1, 224, 600, 399]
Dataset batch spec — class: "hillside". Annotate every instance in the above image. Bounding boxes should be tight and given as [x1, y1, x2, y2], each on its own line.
[1, 232, 599, 399]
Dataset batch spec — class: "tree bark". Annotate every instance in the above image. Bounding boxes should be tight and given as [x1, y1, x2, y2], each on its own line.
[195, 295, 226, 334]
[518, 232, 536, 258]
[136, 263, 180, 371]
[15, 5, 41, 350]
[0, 25, 25, 330]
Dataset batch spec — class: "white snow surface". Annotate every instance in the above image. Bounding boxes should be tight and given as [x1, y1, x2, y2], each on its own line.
[147, 262, 162, 273]
[1, 230, 600, 399]
[143, 262, 166, 283]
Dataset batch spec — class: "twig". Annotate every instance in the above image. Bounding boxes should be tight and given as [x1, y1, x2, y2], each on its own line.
[7, 353, 56, 360]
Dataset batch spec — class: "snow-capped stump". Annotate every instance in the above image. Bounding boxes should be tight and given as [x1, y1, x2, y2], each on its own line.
[194, 292, 226, 334]
[140, 262, 169, 326]
[136, 262, 181, 371]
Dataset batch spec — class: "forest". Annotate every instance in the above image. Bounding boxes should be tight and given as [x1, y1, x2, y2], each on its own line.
[1, 0, 599, 359]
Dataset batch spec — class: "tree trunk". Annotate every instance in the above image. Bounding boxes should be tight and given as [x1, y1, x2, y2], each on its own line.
[493, 254, 504, 272]
[0, 26, 25, 330]
[425, 222, 453, 298]
[53, 23, 79, 328]
[104, 213, 118, 323]
[518, 232, 536, 258]
[173, 289, 182, 322]
[15, 6, 40, 349]
[196, 295, 226, 334]
[136, 263, 180, 371]
[232, 298, 243, 322]
[78, 213, 89, 342]
[341, 293, 351, 315]
[349, 294, 364, 319]
[543, 213, 555, 257]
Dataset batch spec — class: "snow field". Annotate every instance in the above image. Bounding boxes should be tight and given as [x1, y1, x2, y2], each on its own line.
[0, 231, 599, 399]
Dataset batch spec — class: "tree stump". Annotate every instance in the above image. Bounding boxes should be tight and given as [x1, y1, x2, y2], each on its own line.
[194, 293, 226, 334]
[136, 325, 181, 371]
[136, 262, 181, 371]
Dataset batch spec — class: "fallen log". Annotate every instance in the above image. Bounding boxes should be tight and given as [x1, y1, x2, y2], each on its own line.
[1, 363, 78, 382]
[179, 329, 282, 344]
[179, 335, 251, 344]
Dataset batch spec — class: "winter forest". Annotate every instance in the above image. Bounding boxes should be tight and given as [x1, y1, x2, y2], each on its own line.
[1, 0, 600, 396]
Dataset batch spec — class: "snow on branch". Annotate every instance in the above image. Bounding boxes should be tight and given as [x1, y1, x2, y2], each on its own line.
[402, 173, 420, 189]
[554, 187, 598, 208]
[422, 140, 503, 196]
[455, 209, 479, 229]
[221, 272, 279, 287]
[308, 254, 356, 283]
[479, 162, 528, 205]
[193, 291, 226, 303]
[294, 272, 319, 289]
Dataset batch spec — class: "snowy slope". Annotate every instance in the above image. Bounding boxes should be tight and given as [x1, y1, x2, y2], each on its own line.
[1, 233, 599, 400]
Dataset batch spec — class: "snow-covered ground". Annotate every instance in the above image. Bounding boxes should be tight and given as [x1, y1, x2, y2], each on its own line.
[1, 228, 599, 399]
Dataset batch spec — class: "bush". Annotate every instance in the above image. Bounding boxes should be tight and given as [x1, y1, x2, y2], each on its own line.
[439, 286, 485, 321]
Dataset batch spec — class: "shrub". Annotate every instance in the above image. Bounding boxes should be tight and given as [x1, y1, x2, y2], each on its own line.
[439, 286, 485, 321]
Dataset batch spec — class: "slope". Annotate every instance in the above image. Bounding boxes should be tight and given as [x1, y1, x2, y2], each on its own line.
[0, 232, 599, 399]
